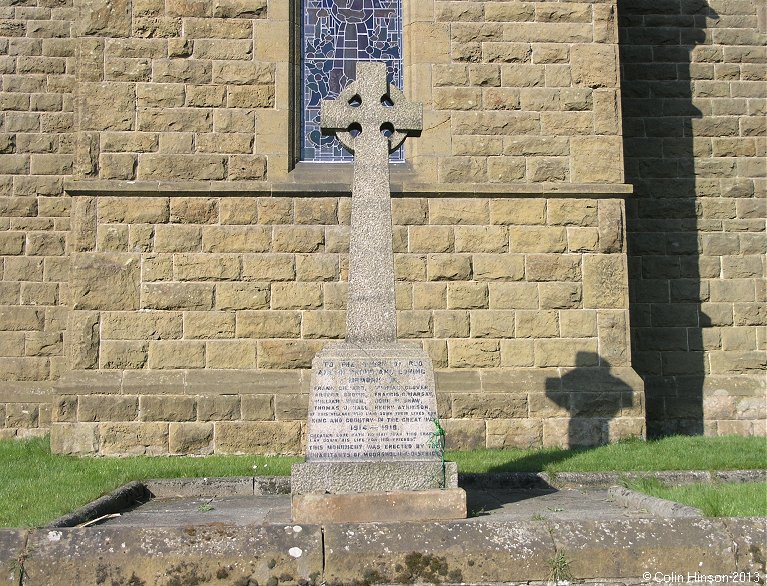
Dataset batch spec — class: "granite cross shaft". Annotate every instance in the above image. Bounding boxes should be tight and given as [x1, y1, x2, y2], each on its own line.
[321, 62, 422, 344]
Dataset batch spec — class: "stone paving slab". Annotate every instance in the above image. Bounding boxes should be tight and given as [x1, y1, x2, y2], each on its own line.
[102, 495, 291, 527]
[100, 488, 653, 529]
[549, 518, 737, 579]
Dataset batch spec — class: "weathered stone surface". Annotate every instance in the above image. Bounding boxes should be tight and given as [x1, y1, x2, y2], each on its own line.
[550, 518, 736, 578]
[583, 254, 628, 309]
[142, 283, 214, 311]
[169, 422, 213, 454]
[79, 395, 138, 422]
[293, 488, 467, 524]
[78, 83, 135, 131]
[215, 421, 302, 454]
[24, 525, 323, 585]
[100, 422, 169, 455]
[138, 155, 225, 181]
[67, 312, 99, 369]
[571, 44, 618, 89]
[98, 197, 169, 224]
[76, 0, 132, 37]
[448, 339, 500, 368]
[241, 394, 274, 421]
[102, 312, 182, 340]
[196, 395, 240, 421]
[724, 518, 766, 576]
[324, 521, 553, 584]
[50, 422, 99, 454]
[571, 136, 623, 183]
[216, 282, 269, 310]
[147, 342, 205, 369]
[206, 340, 257, 368]
[487, 418, 543, 449]
[292, 461, 458, 495]
[70, 253, 140, 310]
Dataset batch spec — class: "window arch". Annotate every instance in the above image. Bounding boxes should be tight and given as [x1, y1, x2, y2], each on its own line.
[301, 0, 404, 162]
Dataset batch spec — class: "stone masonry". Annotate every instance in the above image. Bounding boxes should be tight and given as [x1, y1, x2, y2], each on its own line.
[620, 0, 766, 437]
[0, 0, 762, 454]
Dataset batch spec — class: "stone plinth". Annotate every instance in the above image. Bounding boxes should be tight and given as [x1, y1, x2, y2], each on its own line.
[292, 343, 460, 495]
[291, 489, 467, 524]
[291, 461, 458, 494]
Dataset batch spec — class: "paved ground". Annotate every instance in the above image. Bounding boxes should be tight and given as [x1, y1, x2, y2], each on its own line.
[5, 481, 763, 584]
[102, 487, 650, 528]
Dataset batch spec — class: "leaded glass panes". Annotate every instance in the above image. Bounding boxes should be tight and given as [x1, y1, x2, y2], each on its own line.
[302, 0, 404, 162]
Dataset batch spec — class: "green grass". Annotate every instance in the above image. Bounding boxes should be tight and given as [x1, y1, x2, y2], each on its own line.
[626, 477, 767, 517]
[0, 437, 301, 528]
[446, 435, 767, 474]
[0, 435, 765, 527]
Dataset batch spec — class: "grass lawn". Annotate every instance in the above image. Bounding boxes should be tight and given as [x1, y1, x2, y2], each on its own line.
[626, 478, 767, 517]
[0, 437, 301, 528]
[447, 435, 767, 474]
[0, 435, 765, 527]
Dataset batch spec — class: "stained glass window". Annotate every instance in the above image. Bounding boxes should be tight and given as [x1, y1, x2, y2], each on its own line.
[302, 0, 404, 162]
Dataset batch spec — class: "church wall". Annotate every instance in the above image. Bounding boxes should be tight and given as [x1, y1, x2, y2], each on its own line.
[52, 192, 643, 454]
[620, 0, 766, 438]
[0, 0, 76, 439]
[0, 0, 761, 453]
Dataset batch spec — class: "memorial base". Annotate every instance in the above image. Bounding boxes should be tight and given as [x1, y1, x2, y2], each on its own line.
[291, 488, 467, 524]
[291, 461, 458, 494]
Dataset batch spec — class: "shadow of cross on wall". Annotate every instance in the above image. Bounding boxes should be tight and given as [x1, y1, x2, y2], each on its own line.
[545, 352, 636, 448]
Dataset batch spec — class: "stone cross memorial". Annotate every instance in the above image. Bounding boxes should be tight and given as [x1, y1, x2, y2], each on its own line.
[291, 63, 466, 523]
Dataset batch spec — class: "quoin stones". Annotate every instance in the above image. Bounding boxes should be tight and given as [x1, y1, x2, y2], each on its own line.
[291, 63, 466, 523]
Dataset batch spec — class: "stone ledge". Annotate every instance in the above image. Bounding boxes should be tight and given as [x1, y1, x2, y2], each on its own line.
[7, 517, 762, 584]
[54, 367, 645, 396]
[608, 486, 703, 517]
[55, 369, 307, 395]
[0, 381, 56, 403]
[64, 179, 634, 198]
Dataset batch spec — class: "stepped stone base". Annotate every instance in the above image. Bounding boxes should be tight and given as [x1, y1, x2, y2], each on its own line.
[291, 488, 467, 524]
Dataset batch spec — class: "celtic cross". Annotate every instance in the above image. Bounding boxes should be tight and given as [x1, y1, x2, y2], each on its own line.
[321, 62, 423, 344]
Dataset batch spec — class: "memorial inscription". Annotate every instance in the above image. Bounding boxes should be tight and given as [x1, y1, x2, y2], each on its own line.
[307, 357, 438, 461]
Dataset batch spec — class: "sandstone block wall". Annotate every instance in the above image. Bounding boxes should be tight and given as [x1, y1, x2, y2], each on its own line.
[0, 0, 76, 440]
[52, 194, 643, 454]
[620, 0, 766, 437]
[0, 0, 762, 452]
[405, 0, 626, 185]
[74, 0, 275, 182]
